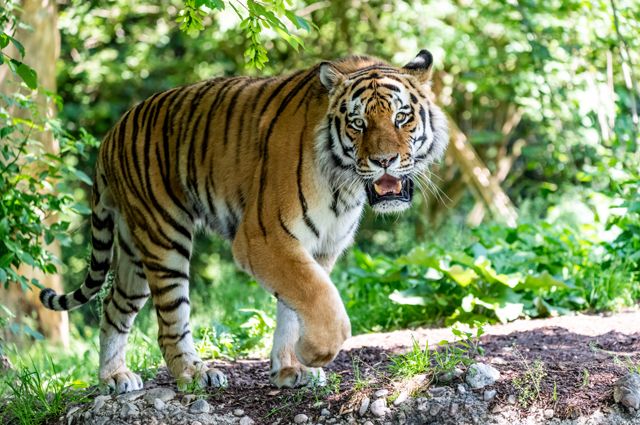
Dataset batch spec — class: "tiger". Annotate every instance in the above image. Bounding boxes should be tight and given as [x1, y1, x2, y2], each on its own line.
[39, 49, 449, 393]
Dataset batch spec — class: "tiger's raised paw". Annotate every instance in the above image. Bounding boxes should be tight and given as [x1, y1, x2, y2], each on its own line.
[101, 369, 144, 394]
[270, 365, 326, 388]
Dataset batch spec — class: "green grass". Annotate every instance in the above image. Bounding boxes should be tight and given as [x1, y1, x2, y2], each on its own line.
[511, 352, 546, 407]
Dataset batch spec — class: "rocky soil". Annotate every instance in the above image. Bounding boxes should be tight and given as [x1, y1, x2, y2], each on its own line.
[42, 311, 640, 424]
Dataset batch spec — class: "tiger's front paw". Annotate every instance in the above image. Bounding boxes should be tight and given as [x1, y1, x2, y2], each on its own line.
[170, 355, 228, 389]
[295, 296, 351, 367]
[101, 369, 144, 394]
[270, 365, 326, 388]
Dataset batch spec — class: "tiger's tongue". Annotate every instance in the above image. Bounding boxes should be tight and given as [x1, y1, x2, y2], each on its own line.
[373, 174, 402, 196]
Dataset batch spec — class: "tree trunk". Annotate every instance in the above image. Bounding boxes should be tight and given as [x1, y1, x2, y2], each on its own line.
[0, 0, 69, 347]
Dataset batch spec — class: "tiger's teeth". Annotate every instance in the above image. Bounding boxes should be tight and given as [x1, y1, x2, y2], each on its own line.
[374, 182, 384, 196]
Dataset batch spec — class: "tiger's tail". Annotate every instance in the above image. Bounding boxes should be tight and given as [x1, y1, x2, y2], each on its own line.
[40, 172, 114, 311]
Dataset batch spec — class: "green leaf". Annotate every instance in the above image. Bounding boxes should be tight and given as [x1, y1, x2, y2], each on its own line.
[10, 59, 38, 89]
[0, 268, 7, 285]
[445, 265, 478, 286]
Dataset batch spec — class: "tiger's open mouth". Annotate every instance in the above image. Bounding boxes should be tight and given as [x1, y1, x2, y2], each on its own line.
[365, 174, 414, 206]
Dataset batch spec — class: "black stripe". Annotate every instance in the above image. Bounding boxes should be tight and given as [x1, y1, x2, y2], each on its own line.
[90, 254, 110, 272]
[156, 296, 190, 312]
[152, 283, 182, 297]
[104, 309, 129, 334]
[92, 212, 113, 230]
[144, 263, 189, 280]
[115, 285, 149, 301]
[278, 212, 297, 240]
[85, 275, 104, 289]
[58, 295, 68, 310]
[92, 235, 113, 251]
[111, 296, 135, 315]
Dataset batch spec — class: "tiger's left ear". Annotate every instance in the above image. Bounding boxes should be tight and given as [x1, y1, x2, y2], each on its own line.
[319, 62, 345, 93]
[402, 49, 434, 84]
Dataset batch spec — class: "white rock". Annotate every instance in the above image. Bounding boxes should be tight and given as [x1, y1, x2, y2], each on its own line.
[189, 399, 210, 414]
[507, 394, 516, 404]
[393, 392, 409, 406]
[465, 363, 500, 389]
[370, 398, 388, 417]
[233, 408, 245, 417]
[293, 413, 308, 423]
[119, 402, 139, 418]
[457, 384, 466, 394]
[429, 386, 446, 396]
[321, 408, 331, 416]
[363, 422, 374, 425]
[358, 397, 370, 416]
[483, 389, 497, 402]
[144, 387, 176, 403]
[448, 403, 457, 416]
[544, 409, 554, 419]
[239, 416, 254, 425]
[374, 389, 389, 398]
[153, 398, 165, 411]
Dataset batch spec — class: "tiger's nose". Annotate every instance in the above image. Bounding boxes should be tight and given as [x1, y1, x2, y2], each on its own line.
[369, 154, 399, 169]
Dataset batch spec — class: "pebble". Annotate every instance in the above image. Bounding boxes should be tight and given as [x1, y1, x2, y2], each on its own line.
[448, 403, 457, 416]
[119, 402, 139, 418]
[614, 373, 640, 409]
[144, 388, 176, 403]
[93, 395, 110, 412]
[118, 390, 145, 401]
[374, 389, 389, 398]
[507, 394, 516, 404]
[189, 399, 210, 414]
[239, 417, 254, 425]
[233, 408, 245, 417]
[321, 408, 331, 416]
[358, 397, 370, 416]
[153, 398, 165, 411]
[465, 363, 500, 389]
[182, 394, 197, 404]
[370, 398, 388, 417]
[483, 389, 497, 402]
[393, 391, 409, 406]
[430, 386, 446, 396]
[191, 422, 202, 425]
[293, 413, 309, 423]
[544, 409, 555, 419]
[363, 422, 374, 425]
[457, 384, 466, 394]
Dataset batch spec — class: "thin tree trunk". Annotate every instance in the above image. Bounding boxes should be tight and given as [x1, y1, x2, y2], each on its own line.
[0, 0, 69, 347]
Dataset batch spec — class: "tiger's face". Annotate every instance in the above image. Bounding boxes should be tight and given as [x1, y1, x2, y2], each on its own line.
[319, 50, 448, 214]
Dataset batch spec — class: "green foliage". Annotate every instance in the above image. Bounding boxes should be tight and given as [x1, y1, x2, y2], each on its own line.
[0, 358, 90, 425]
[512, 354, 546, 407]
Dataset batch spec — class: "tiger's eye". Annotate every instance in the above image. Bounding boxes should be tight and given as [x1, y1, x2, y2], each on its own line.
[395, 112, 406, 123]
[353, 118, 365, 128]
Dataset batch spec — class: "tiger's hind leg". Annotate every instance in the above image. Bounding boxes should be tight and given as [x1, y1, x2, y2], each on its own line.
[143, 248, 227, 389]
[270, 300, 326, 388]
[99, 221, 150, 394]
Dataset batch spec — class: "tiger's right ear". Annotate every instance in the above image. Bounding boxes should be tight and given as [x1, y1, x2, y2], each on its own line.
[319, 62, 345, 92]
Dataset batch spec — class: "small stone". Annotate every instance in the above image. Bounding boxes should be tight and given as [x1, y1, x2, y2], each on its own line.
[321, 408, 331, 416]
[239, 417, 254, 425]
[145, 388, 176, 403]
[233, 408, 245, 417]
[465, 363, 500, 389]
[457, 384, 466, 394]
[374, 389, 389, 398]
[483, 389, 497, 402]
[293, 413, 309, 423]
[507, 394, 516, 404]
[393, 392, 409, 406]
[363, 422, 374, 425]
[191, 422, 203, 425]
[118, 390, 144, 401]
[93, 395, 110, 412]
[370, 398, 388, 417]
[189, 399, 210, 414]
[430, 386, 446, 396]
[614, 373, 640, 410]
[448, 403, 457, 416]
[182, 394, 197, 404]
[119, 402, 139, 418]
[153, 398, 165, 411]
[544, 409, 555, 419]
[358, 397, 370, 416]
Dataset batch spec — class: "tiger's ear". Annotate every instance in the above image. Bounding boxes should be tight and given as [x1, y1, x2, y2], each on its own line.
[319, 62, 345, 92]
[402, 49, 434, 84]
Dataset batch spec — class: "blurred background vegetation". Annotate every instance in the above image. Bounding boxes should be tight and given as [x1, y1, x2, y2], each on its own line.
[1, 0, 639, 400]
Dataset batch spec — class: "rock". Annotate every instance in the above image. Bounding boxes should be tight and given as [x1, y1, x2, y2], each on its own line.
[293, 413, 309, 423]
[374, 389, 389, 398]
[144, 388, 176, 403]
[93, 395, 110, 412]
[358, 397, 370, 416]
[437, 367, 464, 383]
[507, 394, 516, 404]
[448, 403, 458, 416]
[544, 408, 555, 419]
[363, 422, 374, 425]
[182, 394, 197, 404]
[120, 402, 139, 419]
[430, 386, 446, 396]
[153, 398, 165, 411]
[393, 392, 409, 406]
[457, 384, 466, 394]
[614, 373, 640, 409]
[233, 408, 245, 417]
[483, 389, 497, 402]
[465, 363, 500, 389]
[370, 398, 388, 417]
[239, 417, 254, 425]
[321, 408, 331, 416]
[189, 399, 210, 414]
[118, 390, 144, 401]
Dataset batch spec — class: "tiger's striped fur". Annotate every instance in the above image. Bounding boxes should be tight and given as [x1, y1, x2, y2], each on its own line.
[40, 50, 448, 392]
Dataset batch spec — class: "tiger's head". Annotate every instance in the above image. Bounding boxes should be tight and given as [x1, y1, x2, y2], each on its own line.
[318, 50, 448, 214]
